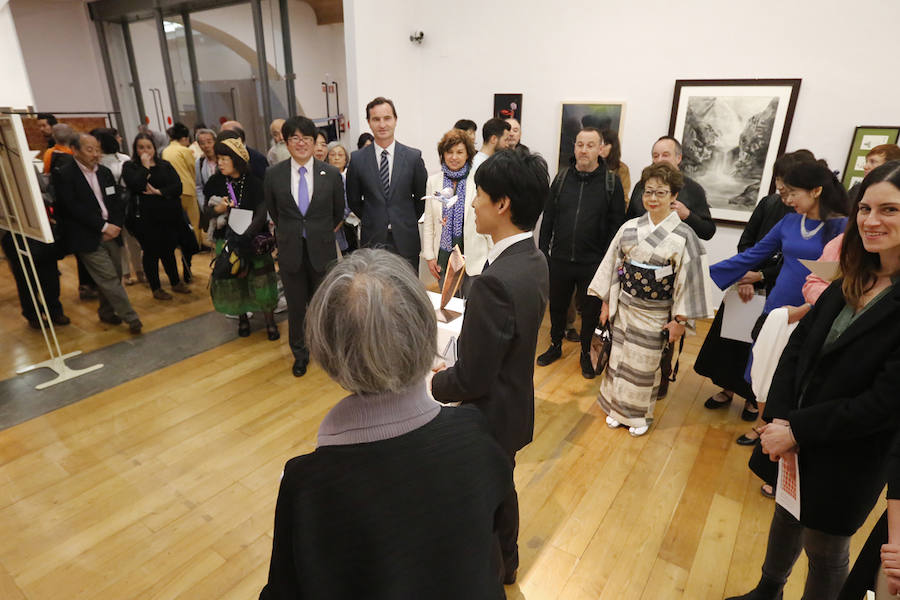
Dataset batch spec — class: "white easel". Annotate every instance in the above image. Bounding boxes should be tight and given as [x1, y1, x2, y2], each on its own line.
[0, 112, 102, 389]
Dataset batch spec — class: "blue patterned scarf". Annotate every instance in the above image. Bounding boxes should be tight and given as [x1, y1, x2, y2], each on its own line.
[439, 162, 470, 252]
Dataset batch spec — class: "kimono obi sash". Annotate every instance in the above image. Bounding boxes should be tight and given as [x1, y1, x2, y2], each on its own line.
[618, 259, 675, 301]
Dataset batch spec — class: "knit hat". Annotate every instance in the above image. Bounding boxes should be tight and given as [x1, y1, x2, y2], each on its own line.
[219, 137, 249, 163]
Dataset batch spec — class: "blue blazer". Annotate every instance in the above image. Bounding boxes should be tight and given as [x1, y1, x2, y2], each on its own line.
[346, 141, 427, 257]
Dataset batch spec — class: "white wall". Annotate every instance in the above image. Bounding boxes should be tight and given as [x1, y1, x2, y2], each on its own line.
[0, 0, 33, 108]
[344, 0, 900, 272]
[9, 0, 110, 113]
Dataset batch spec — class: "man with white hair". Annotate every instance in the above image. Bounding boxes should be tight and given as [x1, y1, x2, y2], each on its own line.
[267, 118, 290, 165]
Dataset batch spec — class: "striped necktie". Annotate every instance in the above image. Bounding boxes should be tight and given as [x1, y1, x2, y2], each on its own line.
[379, 149, 390, 198]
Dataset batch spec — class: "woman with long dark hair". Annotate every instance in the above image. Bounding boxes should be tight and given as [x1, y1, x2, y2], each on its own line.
[204, 136, 279, 339]
[709, 160, 848, 474]
[122, 133, 190, 300]
[729, 160, 900, 600]
[599, 128, 630, 199]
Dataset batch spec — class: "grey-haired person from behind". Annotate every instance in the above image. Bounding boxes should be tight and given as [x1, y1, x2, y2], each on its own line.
[259, 249, 513, 599]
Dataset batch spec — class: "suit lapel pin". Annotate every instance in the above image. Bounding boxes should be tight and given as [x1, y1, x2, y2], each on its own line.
[319, 170, 326, 175]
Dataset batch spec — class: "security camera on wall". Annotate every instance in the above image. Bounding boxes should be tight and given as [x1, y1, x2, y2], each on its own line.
[409, 30, 424, 44]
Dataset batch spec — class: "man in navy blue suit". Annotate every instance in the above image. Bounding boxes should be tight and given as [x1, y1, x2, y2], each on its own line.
[346, 97, 427, 271]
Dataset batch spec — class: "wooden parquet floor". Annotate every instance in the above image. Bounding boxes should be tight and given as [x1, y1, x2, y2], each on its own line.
[0, 256, 885, 599]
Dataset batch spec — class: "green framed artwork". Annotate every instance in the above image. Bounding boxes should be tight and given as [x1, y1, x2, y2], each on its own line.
[842, 126, 900, 190]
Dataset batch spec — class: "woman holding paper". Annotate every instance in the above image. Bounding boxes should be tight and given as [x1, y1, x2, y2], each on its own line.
[203, 137, 278, 339]
[422, 128, 492, 296]
[122, 133, 190, 300]
[727, 161, 900, 600]
[589, 163, 714, 437]
[696, 151, 812, 422]
[709, 161, 848, 456]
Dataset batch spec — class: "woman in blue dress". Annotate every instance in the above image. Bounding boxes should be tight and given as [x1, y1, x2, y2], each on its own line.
[709, 160, 848, 484]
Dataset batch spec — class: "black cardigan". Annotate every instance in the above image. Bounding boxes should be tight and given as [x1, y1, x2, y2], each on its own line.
[259, 407, 512, 600]
[203, 172, 267, 240]
[764, 279, 900, 535]
[121, 159, 183, 223]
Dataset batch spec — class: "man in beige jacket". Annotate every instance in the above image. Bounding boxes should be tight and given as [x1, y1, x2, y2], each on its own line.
[161, 122, 202, 275]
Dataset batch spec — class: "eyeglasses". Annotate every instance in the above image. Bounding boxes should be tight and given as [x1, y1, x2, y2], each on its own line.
[642, 188, 671, 199]
[287, 135, 315, 146]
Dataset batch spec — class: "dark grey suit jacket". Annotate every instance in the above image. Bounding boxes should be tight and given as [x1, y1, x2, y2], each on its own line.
[346, 141, 427, 258]
[432, 238, 550, 454]
[53, 160, 125, 254]
[265, 158, 344, 273]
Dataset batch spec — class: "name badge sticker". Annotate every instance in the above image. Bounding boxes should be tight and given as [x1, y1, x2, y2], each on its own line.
[104, 186, 116, 195]
[655, 265, 673, 279]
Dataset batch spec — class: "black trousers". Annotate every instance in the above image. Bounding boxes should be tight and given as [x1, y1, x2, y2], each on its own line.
[496, 451, 519, 578]
[549, 258, 600, 353]
[1, 232, 62, 321]
[138, 221, 181, 291]
[381, 231, 419, 273]
[282, 243, 325, 362]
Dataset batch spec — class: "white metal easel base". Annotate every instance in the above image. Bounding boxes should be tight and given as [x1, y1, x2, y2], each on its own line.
[16, 352, 104, 390]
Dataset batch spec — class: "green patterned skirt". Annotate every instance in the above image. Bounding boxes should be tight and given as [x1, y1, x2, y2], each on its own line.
[210, 239, 278, 315]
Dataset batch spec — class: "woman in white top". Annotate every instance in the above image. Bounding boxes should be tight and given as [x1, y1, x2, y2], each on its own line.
[422, 128, 492, 296]
[94, 128, 143, 285]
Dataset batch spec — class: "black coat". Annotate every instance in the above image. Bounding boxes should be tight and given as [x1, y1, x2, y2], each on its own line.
[52, 159, 124, 254]
[121, 160, 184, 223]
[265, 158, 344, 273]
[259, 407, 512, 600]
[626, 175, 716, 240]
[346, 142, 428, 258]
[432, 239, 550, 454]
[539, 163, 626, 265]
[203, 172, 268, 241]
[764, 279, 900, 536]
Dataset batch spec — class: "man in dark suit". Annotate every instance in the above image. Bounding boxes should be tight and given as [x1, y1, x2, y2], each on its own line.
[624, 135, 716, 240]
[265, 116, 345, 377]
[432, 150, 550, 585]
[346, 97, 427, 271]
[53, 133, 142, 333]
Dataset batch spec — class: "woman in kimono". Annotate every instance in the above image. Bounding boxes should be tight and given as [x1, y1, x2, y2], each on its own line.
[589, 163, 713, 437]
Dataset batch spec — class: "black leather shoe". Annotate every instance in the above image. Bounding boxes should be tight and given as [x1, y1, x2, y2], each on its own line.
[99, 313, 123, 325]
[28, 318, 43, 330]
[564, 328, 580, 342]
[266, 323, 280, 341]
[503, 569, 517, 585]
[128, 319, 143, 334]
[50, 313, 71, 326]
[741, 403, 759, 422]
[536, 343, 562, 366]
[292, 359, 307, 377]
[238, 315, 251, 337]
[580, 352, 595, 379]
[703, 392, 733, 409]
[736, 433, 760, 446]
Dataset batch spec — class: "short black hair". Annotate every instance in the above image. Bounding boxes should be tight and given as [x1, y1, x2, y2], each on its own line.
[482, 118, 510, 144]
[365, 96, 397, 120]
[454, 119, 477, 133]
[167, 122, 190, 141]
[315, 129, 328, 143]
[473, 150, 549, 231]
[773, 149, 816, 179]
[357, 132, 374, 149]
[37, 113, 57, 125]
[281, 116, 317, 140]
[93, 129, 120, 154]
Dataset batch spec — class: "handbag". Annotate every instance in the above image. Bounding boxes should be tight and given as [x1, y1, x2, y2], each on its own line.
[589, 324, 612, 374]
[210, 240, 249, 280]
[251, 231, 276, 255]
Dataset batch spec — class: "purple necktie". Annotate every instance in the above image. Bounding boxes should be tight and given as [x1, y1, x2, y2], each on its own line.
[297, 166, 309, 214]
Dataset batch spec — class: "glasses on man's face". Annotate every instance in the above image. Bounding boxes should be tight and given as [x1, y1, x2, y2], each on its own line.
[287, 135, 315, 146]
[642, 188, 671, 199]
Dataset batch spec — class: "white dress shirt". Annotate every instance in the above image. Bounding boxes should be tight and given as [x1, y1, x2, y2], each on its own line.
[76, 158, 110, 231]
[290, 156, 315, 207]
[374, 140, 396, 183]
[485, 231, 534, 267]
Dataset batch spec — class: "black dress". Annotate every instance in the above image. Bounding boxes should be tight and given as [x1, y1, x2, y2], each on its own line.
[693, 193, 792, 401]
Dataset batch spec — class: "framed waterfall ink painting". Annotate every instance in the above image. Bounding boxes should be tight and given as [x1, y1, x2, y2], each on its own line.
[668, 79, 801, 223]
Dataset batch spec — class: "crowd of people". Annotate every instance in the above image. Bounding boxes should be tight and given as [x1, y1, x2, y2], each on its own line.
[5, 104, 900, 599]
